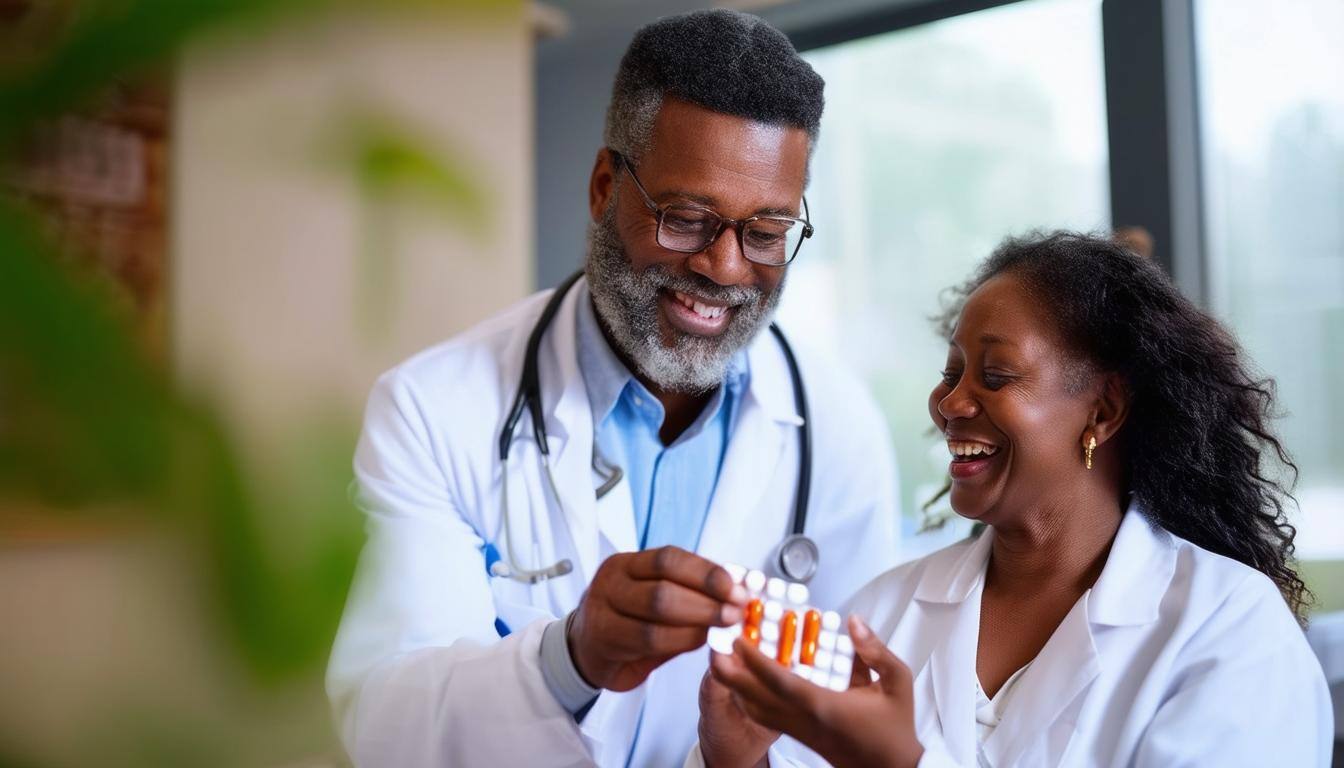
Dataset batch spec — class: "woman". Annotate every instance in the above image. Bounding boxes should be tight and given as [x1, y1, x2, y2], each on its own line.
[693, 233, 1333, 767]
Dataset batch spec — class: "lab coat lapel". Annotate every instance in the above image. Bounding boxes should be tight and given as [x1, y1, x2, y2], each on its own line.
[696, 334, 798, 565]
[534, 278, 611, 585]
[911, 532, 992, 765]
[980, 506, 1172, 765]
[981, 595, 1100, 765]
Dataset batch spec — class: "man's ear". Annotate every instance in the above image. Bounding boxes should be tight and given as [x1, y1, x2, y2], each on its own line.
[589, 148, 617, 222]
[1089, 372, 1130, 446]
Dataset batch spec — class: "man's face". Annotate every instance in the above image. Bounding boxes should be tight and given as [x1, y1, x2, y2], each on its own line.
[586, 97, 811, 393]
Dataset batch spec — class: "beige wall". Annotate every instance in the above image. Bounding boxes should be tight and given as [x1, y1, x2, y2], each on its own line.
[172, 6, 534, 444]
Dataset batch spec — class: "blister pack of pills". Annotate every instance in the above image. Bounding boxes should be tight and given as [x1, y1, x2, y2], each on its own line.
[706, 563, 856, 691]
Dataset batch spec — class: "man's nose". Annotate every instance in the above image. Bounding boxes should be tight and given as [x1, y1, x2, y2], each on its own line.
[687, 224, 754, 287]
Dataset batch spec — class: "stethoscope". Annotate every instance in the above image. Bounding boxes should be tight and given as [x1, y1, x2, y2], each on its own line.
[489, 270, 818, 584]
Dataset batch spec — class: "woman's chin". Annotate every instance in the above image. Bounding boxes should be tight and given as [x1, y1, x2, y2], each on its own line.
[949, 488, 995, 523]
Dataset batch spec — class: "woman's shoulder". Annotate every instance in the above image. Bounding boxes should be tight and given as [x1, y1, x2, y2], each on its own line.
[843, 533, 984, 624]
[1152, 525, 1318, 673]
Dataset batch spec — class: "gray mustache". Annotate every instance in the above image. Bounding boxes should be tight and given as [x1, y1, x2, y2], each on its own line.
[644, 267, 762, 306]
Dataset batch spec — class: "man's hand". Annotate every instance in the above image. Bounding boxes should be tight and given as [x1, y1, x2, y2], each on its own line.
[567, 546, 748, 692]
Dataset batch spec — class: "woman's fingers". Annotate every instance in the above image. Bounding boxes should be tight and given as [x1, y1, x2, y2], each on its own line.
[848, 615, 912, 694]
[850, 649, 875, 688]
[710, 646, 786, 714]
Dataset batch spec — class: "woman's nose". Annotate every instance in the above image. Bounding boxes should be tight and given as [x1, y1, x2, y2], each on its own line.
[937, 383, 980, 421]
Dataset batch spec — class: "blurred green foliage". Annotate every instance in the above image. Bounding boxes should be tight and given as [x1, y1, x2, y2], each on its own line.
[0, 0, 514, 764]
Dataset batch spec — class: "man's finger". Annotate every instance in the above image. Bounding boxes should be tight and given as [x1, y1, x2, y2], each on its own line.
[596, 608, 711, 658]
[611, 579, 744, 627]
[625, 546, 748, 605]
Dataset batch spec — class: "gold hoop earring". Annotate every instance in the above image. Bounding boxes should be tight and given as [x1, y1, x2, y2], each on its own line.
[1085, 435, 1097, 470]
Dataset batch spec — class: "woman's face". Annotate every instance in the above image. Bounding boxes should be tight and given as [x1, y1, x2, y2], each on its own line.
[928, 272, 1096, 526]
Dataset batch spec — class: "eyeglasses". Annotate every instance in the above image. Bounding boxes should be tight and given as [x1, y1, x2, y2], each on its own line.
[611, 150, 814, 266]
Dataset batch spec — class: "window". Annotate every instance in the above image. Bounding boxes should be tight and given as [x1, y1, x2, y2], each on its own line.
[777, 0, 1110, 555]
[1197, 0, 1344, 569]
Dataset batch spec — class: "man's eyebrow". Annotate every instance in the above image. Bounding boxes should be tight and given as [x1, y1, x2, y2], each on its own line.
[656, 189, 800, 218]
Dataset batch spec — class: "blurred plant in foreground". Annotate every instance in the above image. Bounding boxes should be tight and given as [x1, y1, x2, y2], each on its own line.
[0, 0, 508, 765]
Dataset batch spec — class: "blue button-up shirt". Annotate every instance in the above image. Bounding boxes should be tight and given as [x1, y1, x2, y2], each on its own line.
[574, 286, 748, 551]
[538, 284, 751, 722]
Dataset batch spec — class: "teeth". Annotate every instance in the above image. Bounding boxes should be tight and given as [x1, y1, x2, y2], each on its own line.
[674, 291, 728, 320]
[946, 440, 998, 458]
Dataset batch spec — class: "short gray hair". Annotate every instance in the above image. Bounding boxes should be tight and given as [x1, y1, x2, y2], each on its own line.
[604, 9, 824, 166]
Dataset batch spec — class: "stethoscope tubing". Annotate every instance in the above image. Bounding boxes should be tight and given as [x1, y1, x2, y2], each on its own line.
[493, 271, 815, 582]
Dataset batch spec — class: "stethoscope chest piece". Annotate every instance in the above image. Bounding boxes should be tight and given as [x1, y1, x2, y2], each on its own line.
[775, 533, 819, 583]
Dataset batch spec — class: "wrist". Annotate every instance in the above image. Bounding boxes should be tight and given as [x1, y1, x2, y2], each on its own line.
[565, 609, 600, 688]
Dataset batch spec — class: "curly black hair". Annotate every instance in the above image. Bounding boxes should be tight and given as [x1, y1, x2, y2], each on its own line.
[935, 231, 1310, 622]
[605, 9, 825, 164]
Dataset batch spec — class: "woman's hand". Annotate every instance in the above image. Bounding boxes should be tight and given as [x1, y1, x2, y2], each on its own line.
[708, 616, 924, 768]
[697, 665, 779, 768]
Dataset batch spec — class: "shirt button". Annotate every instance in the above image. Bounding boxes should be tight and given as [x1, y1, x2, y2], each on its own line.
[632, 395, 643, 407]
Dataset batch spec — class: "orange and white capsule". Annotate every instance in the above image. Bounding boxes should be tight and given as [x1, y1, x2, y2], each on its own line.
[742, 623, 761, 647]
[800, 609, 821, 666]
[777, 610, 798, 666]
[742, 598, 764, 647]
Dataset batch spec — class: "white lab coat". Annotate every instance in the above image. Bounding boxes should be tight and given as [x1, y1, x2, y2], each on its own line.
[706, 505, 1333, 767]
[326, 278, 900, 768]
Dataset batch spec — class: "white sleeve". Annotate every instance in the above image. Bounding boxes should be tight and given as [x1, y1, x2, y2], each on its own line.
[326, 371, 593, 766]
[1132, 579, 1333, 768]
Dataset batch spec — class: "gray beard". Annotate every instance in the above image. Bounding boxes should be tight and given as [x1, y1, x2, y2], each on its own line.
[584, 204, 785, 394]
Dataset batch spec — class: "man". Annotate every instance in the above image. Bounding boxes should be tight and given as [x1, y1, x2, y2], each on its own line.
[327, 10, 899, 767]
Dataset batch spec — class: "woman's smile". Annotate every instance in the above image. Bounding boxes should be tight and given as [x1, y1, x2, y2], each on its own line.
[945, 435, 1002, 480]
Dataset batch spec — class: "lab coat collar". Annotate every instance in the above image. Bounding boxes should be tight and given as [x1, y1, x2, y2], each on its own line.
[910, 500, 1175, 622]
[911, 501, 1176, 765]
[742, 322, 806, 427]
[1087, 501, 1179, 627]
[913, 527, 994, 605]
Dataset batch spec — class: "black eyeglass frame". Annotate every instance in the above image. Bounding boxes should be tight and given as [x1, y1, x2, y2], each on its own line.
[610, 150, 814, 266]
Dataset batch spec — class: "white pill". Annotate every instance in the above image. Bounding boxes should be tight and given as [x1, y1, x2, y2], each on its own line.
[761, 620, 779, 642]
[760, 641, 777, 659]
[792, 665, 812, 681]
[814, 649, 834, 671]
[836, 635, 855, 657]
[832, 653, 853, 677]
[764, 600, 783, 622]
[819, 630, 837, 651]
[706, 625, 738, 654]
[766, 578, 787, 600]
[725, 563, 747, 584]
[745, 570, 766, 594]
[828, 675, 849, 692]
[821, 611, 842, 632]
[786, 582, 809, 605]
